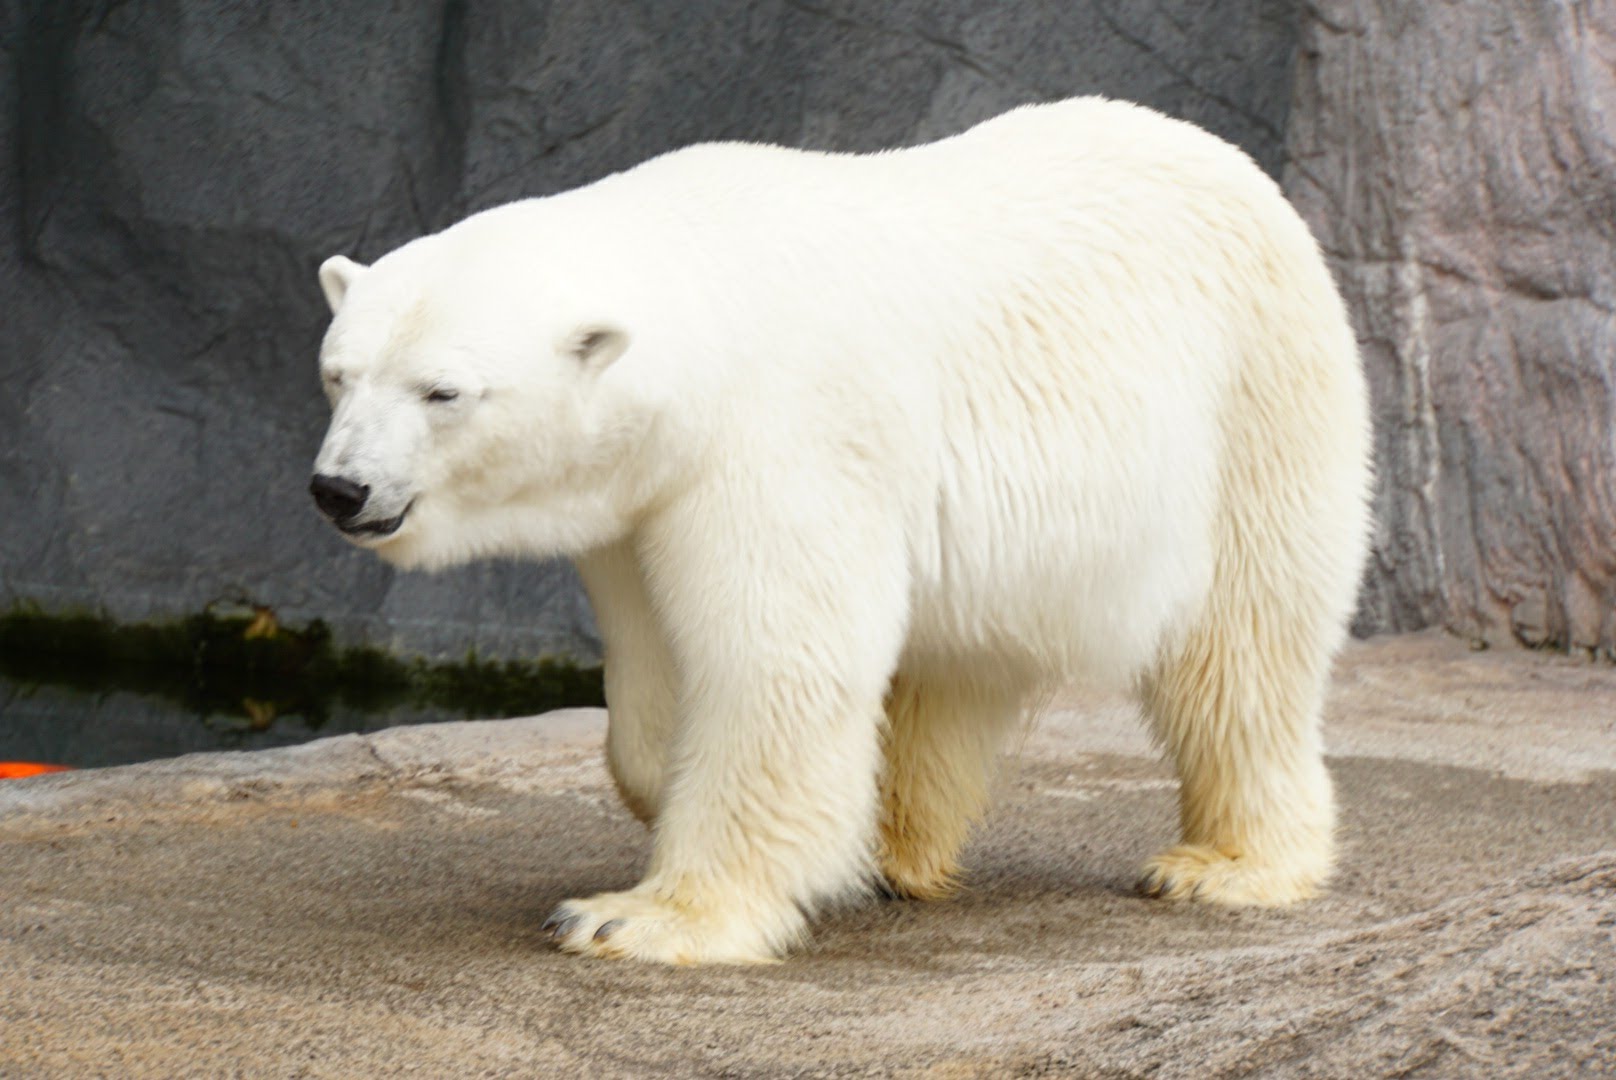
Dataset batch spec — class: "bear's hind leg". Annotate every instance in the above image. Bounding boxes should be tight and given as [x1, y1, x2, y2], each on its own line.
[1137, 619, 1337, 907]
[879, 673, 1022, 900]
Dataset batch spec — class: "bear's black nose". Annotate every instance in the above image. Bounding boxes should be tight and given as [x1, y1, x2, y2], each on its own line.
[310, 474, 370, 522]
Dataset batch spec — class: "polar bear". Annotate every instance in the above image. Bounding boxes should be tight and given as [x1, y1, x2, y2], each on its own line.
[309, 97, 1371, 965]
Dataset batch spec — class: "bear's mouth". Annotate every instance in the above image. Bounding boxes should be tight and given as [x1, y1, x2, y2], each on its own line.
[338, 500, 413, 539]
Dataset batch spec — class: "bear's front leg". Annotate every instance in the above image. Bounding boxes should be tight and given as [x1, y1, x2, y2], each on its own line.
[575, 542, 679, 825]
[545, 487, 910, 964]
[543, 653, 896, 964]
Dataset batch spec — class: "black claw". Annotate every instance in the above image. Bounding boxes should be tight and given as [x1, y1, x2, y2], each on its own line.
[542, 910, 581, 939]
[594, 919, 625, 942]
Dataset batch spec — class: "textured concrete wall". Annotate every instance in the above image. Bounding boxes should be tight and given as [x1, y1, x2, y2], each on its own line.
[1, 0, 1299, 660]
[1284, 0, 1616, 654]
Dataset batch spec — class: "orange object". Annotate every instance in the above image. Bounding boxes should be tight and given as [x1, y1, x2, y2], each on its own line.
[0, 762, 73, 779]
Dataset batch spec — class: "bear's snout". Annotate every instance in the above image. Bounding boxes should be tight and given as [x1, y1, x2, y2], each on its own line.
[309, 473, 369, 524]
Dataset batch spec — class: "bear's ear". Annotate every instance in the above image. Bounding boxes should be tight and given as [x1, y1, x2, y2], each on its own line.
[562, 324, 631, 371]
[318, 255, 367, 315]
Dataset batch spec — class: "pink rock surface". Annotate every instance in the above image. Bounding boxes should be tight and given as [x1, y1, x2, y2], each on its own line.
[1285, 0, 1616, 653]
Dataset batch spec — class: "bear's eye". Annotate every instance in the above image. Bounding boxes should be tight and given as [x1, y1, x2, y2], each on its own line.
[424, 387, 460, 404]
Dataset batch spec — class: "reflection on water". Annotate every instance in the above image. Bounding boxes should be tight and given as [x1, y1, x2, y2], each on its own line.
[0, 606, 605, 771]
[0, 678, 489, 770]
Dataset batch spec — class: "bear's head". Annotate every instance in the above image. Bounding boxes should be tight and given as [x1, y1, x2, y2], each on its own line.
[309, 227, 675, 571]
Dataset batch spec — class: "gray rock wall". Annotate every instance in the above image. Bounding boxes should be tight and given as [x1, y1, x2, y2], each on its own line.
[1, 0, 1299, 660]
[11, 1, 1609, 661]
[1284, 0, 1616, 654]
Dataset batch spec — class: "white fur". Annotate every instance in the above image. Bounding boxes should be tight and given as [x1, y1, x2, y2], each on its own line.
[313, 97, 1372, 964]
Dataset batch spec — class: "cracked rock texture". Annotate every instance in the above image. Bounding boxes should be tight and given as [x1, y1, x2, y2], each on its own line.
[0, 1, 1297, 657]
[1284, 0, 1616, 653]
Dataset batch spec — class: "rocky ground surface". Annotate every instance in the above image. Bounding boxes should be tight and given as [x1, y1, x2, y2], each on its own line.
[3, 631, 1613, 1077]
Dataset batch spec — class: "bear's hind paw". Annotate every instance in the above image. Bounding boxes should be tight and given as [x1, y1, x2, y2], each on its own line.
[1136, 844, 1325, 907]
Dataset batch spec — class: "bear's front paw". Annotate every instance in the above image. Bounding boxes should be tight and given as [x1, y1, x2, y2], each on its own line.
[541, 886, 798, 965]
[1137, 844, 1325, 907]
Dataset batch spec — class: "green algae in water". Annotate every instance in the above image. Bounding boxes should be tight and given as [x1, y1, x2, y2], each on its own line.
[0, 602, 604, 730]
